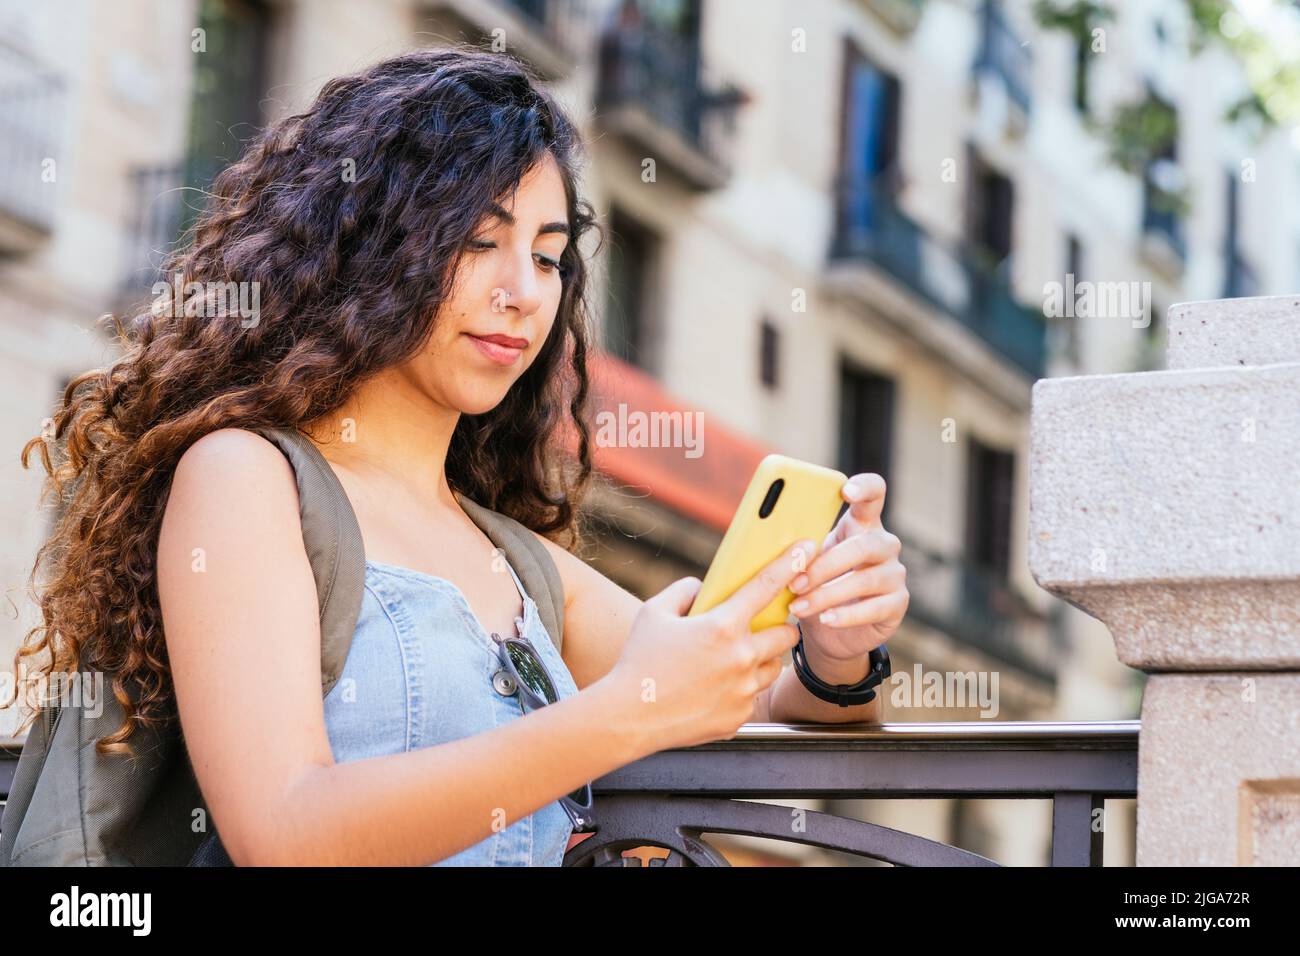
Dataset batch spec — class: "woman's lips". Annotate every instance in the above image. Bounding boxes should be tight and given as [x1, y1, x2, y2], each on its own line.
[465, 332, 526, 366]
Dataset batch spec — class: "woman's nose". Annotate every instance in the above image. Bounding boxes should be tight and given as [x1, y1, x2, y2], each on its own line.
[495, 250, 543, 317]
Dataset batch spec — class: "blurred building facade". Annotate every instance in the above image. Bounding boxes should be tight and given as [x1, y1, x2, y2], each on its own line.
[3, 0, 1297, 865]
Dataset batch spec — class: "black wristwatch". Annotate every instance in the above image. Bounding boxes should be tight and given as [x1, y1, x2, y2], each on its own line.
[791, 622, 891, 707]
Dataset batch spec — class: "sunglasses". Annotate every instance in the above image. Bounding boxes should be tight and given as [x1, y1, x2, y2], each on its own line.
[489, 631, 596, 833]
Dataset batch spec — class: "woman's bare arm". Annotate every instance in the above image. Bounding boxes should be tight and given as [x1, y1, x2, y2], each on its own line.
[527, 532, 643, 691]
[158, 429, 650, 866]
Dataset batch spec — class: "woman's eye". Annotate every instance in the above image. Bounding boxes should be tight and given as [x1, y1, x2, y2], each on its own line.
[464, 238, 562, 276]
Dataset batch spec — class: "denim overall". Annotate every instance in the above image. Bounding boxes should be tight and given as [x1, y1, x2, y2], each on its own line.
[322, 555, 580, 865]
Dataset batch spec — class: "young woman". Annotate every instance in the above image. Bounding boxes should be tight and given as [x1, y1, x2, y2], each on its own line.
[14, 47, 908, 865]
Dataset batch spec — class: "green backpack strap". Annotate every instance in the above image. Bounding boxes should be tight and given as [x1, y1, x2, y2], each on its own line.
[456, 493, 566, 654]
[250, 427, 366, 697]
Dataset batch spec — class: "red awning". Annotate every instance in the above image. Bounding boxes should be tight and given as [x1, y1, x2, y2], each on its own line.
[558, 351, 775, 532]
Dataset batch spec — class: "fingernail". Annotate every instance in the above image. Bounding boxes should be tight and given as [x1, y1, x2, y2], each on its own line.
[820, 609, 837, 625]
[843, 480, 862, 497]
[790, 574, 808, 593]
[790, 599, 809, 615]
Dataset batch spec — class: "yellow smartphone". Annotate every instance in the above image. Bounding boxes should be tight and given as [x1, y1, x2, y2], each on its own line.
[687, 454, 848, 632]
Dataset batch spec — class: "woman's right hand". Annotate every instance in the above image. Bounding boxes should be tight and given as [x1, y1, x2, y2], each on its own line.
[602, 539, 817, 755]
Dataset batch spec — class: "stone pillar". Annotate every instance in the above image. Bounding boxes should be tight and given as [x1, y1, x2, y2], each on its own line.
[1028, 295, 1300, 866]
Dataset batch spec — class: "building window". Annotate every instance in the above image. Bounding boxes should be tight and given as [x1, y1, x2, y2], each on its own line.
[759, 319, 779, 389]
[603, 205, 661, 372]
[1139, 90, 1184, 260]
[1073, 36, 1090, 114]
[837, 361, 895, 523]
[184, 0, 271, 229]
[1223, 170, 1258, 297]
[965, 437, 1014, 580]
[966, 147, 1015, 266]
[1064, 233, 1083, 365]
[836, 39, 902, 242]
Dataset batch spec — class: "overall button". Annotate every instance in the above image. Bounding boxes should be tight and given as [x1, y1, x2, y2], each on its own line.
[492, 669, 518, 696]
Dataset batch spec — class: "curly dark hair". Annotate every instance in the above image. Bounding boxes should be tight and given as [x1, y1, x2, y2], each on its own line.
[6, 45, 601, 755]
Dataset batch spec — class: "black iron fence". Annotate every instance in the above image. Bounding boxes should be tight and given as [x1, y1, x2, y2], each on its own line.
[565, 721, 1137, 865]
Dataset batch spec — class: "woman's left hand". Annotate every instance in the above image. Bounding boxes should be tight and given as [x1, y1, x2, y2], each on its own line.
[787, 473, 909, 662]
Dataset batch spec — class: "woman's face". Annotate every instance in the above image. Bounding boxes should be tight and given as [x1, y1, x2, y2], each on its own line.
[404, 152, 571, 416]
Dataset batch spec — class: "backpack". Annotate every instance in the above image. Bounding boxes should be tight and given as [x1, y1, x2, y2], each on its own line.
[0, 425, 566, 866]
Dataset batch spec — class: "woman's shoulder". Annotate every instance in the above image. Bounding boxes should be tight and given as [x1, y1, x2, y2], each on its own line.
[522, 525, 640, 619]
[175, 426, 291, 474]
[164, 428, 302, 548]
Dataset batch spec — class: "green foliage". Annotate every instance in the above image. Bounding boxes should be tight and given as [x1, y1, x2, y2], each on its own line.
[1031, 0, 1114, 42]
[1090, 97, 1178, 176]
[1033, 0, 1300, 218]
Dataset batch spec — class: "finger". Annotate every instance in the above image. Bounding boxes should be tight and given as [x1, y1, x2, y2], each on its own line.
[820, 518, 844, 552]
[815, 589, 909, 629]
[842, 473, 887, 527]
[719, 539, 816, 625]
[749, 622, 800, 665]
[790, 528, 901, 595]
[789, 562, 905, 618]
[650, 575, 703, 616]
[755, 655, 785, 690]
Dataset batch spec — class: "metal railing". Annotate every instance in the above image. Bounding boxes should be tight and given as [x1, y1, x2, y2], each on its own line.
[830, 176, 1048, 378]
[595, 13, 745, 183]
[564, 721, 1138, 866]
[0, 721, 1138, 866]
[120, 163, 187, 297]
[0, 35, 64, 239]
[503, 0, 585, 42]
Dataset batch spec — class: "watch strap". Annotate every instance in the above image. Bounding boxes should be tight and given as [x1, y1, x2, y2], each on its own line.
[791, 623, 890, 707]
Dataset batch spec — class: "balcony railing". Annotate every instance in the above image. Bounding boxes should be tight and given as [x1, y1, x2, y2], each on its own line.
[595, 13, 745, 190]
[421, 0, 589, 78]
[899, 535, 1058, 685]
[0, 36, 64, 250]
[2, 721, 1138, 866]
[830, 176, 1048, 379]
[120, 163, 187, 300]
[563, 721, 1137, 865]
[973, 0, 1032, 115]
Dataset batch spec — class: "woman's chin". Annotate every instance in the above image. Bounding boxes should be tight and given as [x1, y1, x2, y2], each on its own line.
[454, 387, 512, 417]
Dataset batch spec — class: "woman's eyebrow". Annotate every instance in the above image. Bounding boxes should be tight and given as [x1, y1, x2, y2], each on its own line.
[487, 201, 571, 239]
